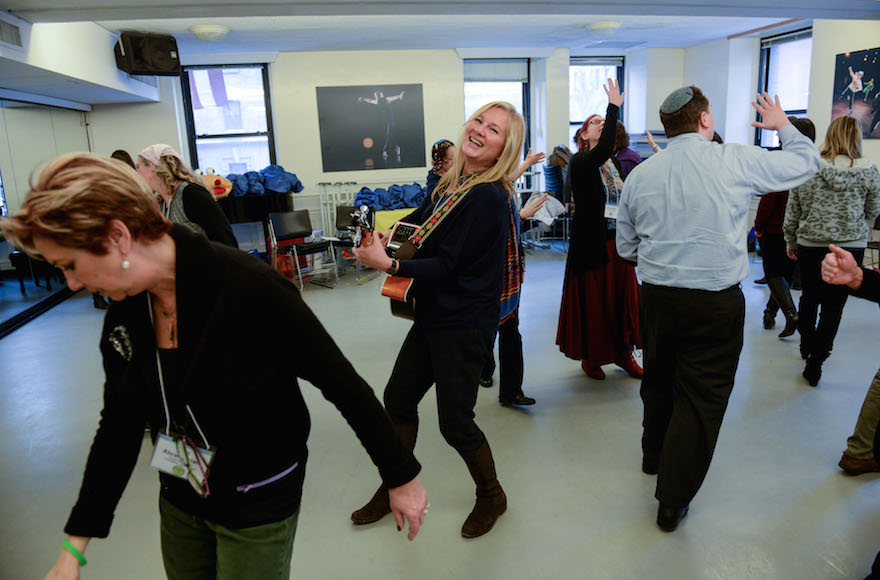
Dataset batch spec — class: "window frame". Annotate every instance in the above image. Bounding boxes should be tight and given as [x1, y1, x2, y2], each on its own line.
[180, 63, 277, 171]
[755, 28, 812, 147]
[462, 58, 532, 156]
[569, 57, 626, 149]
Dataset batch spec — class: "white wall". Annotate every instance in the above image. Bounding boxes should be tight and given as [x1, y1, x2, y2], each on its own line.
[684, 39, 730, 138]
[625, 50, 648, 133]
[724, 38, 760, 146]
[88, 77, 188, 162]
[639, 49, 685, 134]
[808, 19, 880, 161]
[271, 49, 465, 195]
[544, 49, 571, 152]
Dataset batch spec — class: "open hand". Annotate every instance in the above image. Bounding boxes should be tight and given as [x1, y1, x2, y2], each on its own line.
[604, 78, 625, 107]
[751, 92, 791, 132]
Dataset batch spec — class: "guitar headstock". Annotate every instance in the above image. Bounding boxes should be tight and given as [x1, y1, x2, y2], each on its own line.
[348, 205, 374, 247]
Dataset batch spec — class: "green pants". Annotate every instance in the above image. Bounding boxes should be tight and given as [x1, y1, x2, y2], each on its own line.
[846, 368, 880, 459]
[159, 497, 299, 580]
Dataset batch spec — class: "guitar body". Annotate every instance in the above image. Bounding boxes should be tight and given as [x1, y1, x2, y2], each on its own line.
[381, 275, 416, 319]
[381, 221, 420, 320]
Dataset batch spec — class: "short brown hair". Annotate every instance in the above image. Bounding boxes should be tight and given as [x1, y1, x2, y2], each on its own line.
[0, 152, 172, 257]
[820, 115, 861, 164]
[615, 121, 629, 149]
[660, 86, 710, 139]
[788, 117, 816, 142]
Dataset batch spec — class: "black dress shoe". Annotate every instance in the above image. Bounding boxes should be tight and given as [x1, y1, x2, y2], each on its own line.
[499, 394, 536, 406]
[754, 276, 767, 284]
[479, 377, 494, 388]
[657, 503, 689, 531]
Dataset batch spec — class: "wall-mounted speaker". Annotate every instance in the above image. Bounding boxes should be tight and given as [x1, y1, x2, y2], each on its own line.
[114, 32, 181, 76]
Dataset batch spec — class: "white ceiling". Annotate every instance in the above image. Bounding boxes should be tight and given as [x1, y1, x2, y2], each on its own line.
[0, 1, 877, 105]
[4, 0, 879, 55]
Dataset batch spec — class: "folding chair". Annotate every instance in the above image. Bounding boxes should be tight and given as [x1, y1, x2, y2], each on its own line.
[267, 210, 339, 290]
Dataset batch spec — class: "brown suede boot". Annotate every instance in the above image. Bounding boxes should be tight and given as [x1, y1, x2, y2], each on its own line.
[459, 440, 507, 538]
[351, 422, 417, 525]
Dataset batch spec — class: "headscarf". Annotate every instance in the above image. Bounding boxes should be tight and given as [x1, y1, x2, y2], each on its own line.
[430, 140, 454, 173]
[138, 144, 183, 167]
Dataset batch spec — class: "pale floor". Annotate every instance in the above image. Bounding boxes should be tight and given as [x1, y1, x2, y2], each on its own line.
[3, 248, 880, 580]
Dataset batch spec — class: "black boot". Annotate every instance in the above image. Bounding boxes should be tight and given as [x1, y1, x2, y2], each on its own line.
[459, 440, 507, 538]
[767, 277, 798, 338]
[763, 296, 778, 329]
[351, 422, 418, 525]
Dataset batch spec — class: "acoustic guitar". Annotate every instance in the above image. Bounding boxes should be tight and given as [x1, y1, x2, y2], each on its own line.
[380, 221, 420, 320]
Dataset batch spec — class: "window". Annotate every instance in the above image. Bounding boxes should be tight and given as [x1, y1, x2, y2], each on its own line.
[756, 29, 812, 147]
[463, 59, 530, 153]
[180, 64, 276, 174]
[569, 57, 625, 149]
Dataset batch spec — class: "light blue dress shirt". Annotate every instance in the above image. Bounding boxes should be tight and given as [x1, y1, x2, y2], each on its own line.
[616, 125, 820, 291]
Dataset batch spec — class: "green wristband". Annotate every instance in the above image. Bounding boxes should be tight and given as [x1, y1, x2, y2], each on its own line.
[62, 540, 87, 567]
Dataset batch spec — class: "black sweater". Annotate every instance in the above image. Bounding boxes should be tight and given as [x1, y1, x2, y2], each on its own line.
[64, 226, 420, 536]
[396, 181, 510, 329]
[566, 104, 619, 273]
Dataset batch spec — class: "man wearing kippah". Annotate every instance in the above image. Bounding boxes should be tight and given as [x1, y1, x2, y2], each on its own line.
[616, 86, 820, 531]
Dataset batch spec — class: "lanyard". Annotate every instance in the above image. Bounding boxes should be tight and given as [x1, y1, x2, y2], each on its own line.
[147, 294, 210, 447]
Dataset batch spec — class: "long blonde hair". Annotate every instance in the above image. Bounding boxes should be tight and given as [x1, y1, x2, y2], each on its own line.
[819, 115, 862, 167]
[432, 101, 525, 201]
[137, 154, 203, 195]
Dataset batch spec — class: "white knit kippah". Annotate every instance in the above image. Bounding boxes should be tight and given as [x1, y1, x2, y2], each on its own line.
[660, 87, 695, 115]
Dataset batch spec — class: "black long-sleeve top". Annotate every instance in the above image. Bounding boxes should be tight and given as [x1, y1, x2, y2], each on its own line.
[395, 181, 510, 329]
[64, 226, 419, 536]
[566, 104, 619, 273]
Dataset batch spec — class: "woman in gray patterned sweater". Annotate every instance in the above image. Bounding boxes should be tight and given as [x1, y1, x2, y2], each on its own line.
[783, 115, 880, 386]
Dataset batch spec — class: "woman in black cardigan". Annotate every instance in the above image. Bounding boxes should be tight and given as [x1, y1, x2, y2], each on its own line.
[354, 101, 525, 538]
[557, 79, 643, 380]
[1, 153, 427, 580]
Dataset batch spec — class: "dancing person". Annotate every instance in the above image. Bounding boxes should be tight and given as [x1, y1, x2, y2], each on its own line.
[783, 115, 880, 386]
[616, 87, 821, 531]
[136, 144, 238, 248]
[821, 245, 880, 477]
[426, 140, 455, 197]
[352, 101, 524, 538]
[358, 90, 405, 162]
[479, 149, 547, 406]
[755, 117, 816, 337]
[557, 79, 643, 381]
[0, 153, 428, 580]
[841, 67, 865, 114]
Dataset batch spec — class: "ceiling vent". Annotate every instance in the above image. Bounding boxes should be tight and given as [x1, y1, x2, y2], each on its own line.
[0, 11, 29, 52]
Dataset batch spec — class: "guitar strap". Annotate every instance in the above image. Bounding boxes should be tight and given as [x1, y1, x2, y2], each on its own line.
[395, 182, 474, 260]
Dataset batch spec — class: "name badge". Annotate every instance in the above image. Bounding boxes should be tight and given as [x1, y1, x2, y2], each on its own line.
[604, 204, 619, 220]
[150, 432, 215, 486]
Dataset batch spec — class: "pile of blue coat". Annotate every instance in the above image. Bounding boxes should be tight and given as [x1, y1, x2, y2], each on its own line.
[227, 165, 304, 197]
[354, 183, 427, 211]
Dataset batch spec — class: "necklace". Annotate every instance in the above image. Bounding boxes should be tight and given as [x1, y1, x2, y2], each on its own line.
[154, 300, 177, 345]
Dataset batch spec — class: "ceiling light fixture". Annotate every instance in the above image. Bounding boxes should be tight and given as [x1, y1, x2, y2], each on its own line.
[189, 24, 229, 42]
[589, 21, 621, 36]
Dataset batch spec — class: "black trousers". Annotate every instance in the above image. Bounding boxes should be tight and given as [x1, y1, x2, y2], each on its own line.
[640, 282, 745, 508]
[384, 324, 495, 452]
[797, 245, 864, 360]
[480, 310, 525, 401]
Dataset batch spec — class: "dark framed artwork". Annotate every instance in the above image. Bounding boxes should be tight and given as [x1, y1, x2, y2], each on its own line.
[316, 84, 426, 171]
[831, 47, 880, 139]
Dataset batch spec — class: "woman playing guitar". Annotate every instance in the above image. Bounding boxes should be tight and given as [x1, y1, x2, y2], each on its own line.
[352, 101, 524, 538]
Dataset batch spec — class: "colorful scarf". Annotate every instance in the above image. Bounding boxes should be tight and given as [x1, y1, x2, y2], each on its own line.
[499, 195, 523, 323]
[598, 158, 624, 210]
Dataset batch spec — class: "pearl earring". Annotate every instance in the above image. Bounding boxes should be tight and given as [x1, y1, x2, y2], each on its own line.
[122, 258, 131, 270]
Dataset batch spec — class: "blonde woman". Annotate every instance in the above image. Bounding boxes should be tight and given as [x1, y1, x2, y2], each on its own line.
[136, 144, 238, 247]
[784, 115, 880, 386]
[353, 101, 524, 538]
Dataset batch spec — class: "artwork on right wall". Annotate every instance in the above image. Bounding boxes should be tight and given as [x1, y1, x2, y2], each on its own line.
[831, 46, 880, 139]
